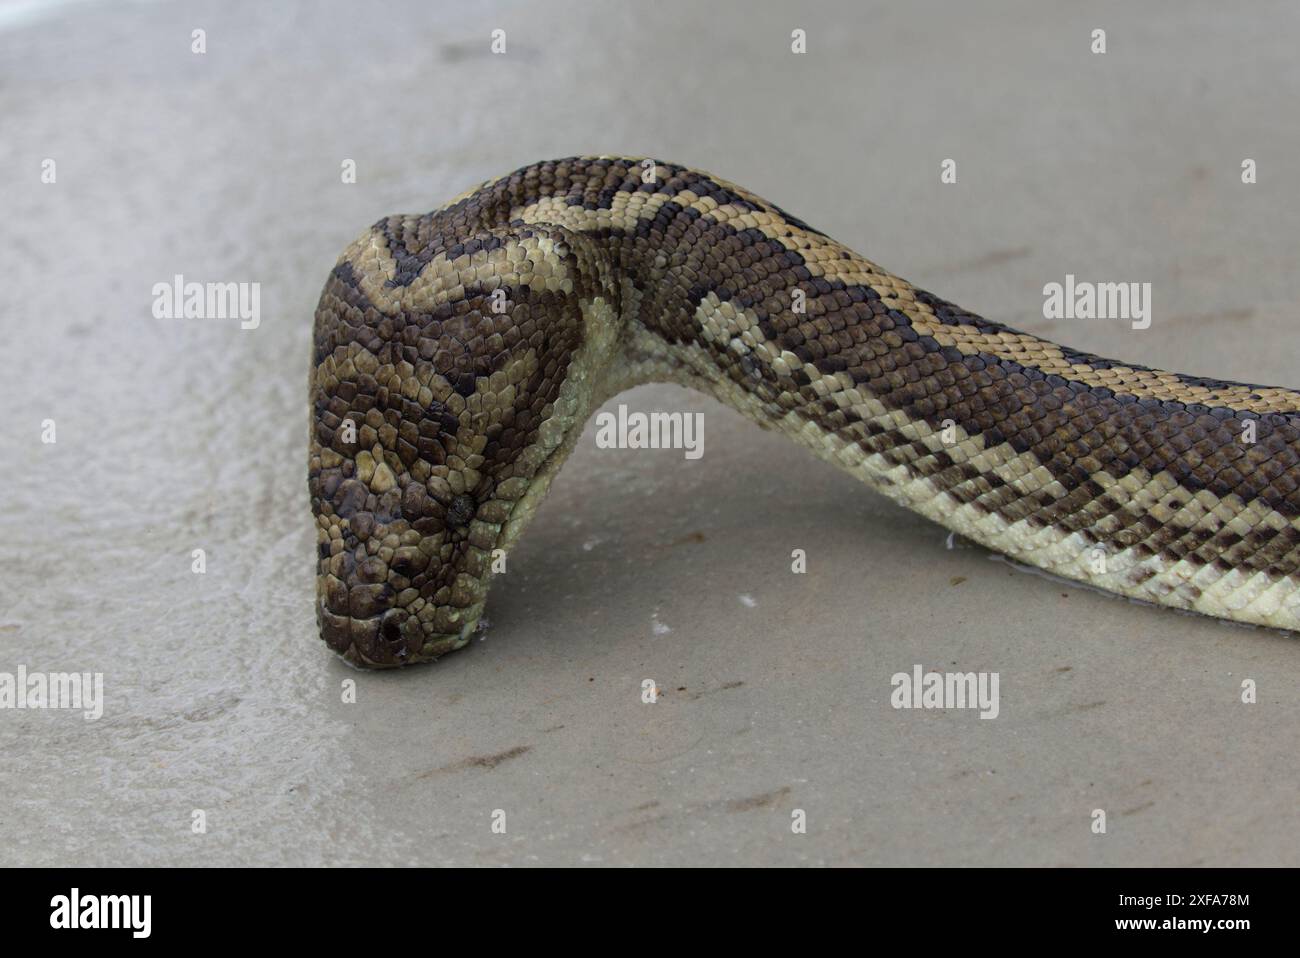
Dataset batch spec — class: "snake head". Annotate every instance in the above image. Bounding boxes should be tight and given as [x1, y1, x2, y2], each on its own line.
[308, 220, 620, 667]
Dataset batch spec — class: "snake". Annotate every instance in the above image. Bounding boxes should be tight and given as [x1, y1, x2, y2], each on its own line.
[309, 156, 1300, 667]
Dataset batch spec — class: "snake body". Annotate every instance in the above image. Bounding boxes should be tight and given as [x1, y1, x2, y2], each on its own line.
[310, 157, 1300, 667]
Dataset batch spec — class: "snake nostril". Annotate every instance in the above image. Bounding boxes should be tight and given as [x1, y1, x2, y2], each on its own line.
[380, 610, 405, 644]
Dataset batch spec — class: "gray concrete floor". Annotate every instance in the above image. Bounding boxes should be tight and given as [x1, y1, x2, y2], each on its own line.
[2, 0, 1299, 866]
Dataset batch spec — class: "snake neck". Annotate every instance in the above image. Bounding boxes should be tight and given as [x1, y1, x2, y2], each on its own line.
[552, 162, 1300, 633]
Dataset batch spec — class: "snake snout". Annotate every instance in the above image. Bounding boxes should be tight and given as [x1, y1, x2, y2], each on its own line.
[315, 579, 423, 666]
[315, 544, 423, 666]
[312, 500, 488, 667]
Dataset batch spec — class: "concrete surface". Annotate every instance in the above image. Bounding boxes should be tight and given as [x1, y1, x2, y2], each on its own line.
[2, 0, 1299, 866]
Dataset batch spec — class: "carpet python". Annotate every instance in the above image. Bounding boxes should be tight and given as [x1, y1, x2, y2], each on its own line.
[309, 156, 1300, 667]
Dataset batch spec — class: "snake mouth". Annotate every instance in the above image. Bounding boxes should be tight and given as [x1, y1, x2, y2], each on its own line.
[317, 599, 480, 668]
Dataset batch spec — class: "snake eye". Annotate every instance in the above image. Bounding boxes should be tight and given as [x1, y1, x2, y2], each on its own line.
[391, 557, 414, 577]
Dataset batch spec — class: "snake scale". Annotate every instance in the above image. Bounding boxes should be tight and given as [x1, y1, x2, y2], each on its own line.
[309, 157, 1300, 667]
